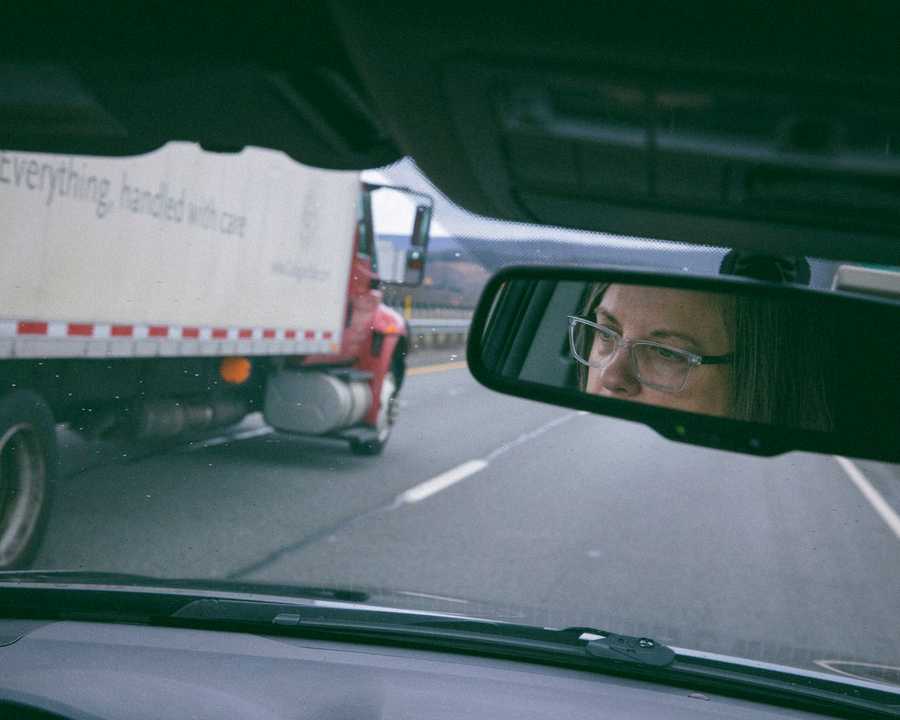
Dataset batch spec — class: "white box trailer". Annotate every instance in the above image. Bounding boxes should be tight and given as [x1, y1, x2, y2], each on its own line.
[0, 142, 356, 359]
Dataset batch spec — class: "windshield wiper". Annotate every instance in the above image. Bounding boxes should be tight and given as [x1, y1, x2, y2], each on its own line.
[0, 575, 670, 667]
[171, 596, 674, 667]
[0, 570, 369, 603]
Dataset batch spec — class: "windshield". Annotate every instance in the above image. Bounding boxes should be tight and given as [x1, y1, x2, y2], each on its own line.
[1, 144, 898, 692]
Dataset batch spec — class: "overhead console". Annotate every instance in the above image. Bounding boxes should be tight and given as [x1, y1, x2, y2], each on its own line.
[437, 60, 900, 263]
[334, 1, 900, 264]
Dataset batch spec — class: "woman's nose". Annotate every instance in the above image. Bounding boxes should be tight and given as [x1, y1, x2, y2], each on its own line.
[589, 346, 641, 397]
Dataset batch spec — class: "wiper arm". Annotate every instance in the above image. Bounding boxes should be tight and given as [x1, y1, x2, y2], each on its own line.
[0, 570, 369, 603]
[576, 629, 675, 667]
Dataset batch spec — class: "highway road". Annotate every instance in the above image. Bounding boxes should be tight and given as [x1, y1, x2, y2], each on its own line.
[34, 358, 900, 685]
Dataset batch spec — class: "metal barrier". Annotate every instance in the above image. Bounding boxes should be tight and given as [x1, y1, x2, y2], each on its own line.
[406, 318, 471, 351]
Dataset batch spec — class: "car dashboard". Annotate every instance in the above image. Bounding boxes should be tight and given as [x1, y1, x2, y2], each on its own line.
[0, 618, 847, 719]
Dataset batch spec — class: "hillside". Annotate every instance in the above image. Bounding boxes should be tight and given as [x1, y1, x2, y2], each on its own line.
[381, 234, 727, 311]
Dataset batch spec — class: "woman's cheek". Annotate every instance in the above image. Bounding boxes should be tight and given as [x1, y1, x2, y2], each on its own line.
[639, 388, 678, 410]
[586, 366, 733, 418]
[585, 367, 602, 394]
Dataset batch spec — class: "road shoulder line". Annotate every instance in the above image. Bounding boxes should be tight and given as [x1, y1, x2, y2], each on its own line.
[407, 361, 468, 376]
[835, 456, 900, 541]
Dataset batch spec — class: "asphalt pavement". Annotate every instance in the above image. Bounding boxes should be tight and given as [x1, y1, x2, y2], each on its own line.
[34, 360, 900, 685]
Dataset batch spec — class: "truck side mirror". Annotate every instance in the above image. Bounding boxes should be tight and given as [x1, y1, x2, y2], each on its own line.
[411, 204, 432, 247]
[367, 184, 434, 287]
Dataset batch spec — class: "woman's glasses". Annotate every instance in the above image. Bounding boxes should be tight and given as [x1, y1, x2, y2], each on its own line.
[568, 316, 733, 393]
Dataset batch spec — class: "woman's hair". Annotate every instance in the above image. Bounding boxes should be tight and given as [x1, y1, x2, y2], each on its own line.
[729, 294, 834, 431]
[577, 282, 835, 431]
[574, 283, 609, 391]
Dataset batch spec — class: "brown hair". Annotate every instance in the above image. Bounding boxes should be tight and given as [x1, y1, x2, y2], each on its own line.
[576, 283, 834, 431]
[729, 294, 834, 430]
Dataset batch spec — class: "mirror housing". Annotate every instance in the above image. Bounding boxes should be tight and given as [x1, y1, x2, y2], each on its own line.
[467, 265, 900, 462]
[364, 183, 433, 286]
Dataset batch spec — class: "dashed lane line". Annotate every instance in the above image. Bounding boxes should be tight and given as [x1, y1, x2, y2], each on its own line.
[394, 460, 489, 505]
[392, 411, 583, 508]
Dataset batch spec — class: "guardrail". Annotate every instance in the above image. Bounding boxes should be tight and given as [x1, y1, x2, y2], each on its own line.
[406, 317, 471, 351]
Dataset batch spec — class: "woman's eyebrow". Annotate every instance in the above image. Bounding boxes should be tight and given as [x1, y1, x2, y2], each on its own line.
[596, 309, 705, 349]
[595, 308, 621, 326]
[649, 329, 703, 349]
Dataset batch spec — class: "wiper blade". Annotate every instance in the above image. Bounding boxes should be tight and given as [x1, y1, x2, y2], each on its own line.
[173, 598, 675, 667]
[0, 570, 369, 603]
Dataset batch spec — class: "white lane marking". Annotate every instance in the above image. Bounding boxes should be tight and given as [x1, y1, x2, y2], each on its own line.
[484, 412, 582, 462]
[835, 456, 900, 541]
[394, 411, 583, 508]
[396, 459, 488, 505]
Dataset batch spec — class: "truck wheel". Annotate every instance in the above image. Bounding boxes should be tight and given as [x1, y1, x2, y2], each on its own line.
[350, 367, 399, 456]
[0, 391, 57, 569]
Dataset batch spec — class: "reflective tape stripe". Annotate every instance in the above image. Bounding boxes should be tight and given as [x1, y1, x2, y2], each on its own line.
[1, 319, 338, 352]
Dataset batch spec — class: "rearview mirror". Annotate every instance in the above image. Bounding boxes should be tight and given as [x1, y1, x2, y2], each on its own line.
[366, 183, 433, 286]
[467, 266, 900, 462]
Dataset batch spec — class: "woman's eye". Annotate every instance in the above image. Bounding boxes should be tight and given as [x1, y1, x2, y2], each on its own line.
[596, 328, 616, 343]
[653, 347, 682, 361]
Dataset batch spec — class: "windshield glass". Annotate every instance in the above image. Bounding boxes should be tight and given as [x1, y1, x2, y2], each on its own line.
[1, 144, 898, 691]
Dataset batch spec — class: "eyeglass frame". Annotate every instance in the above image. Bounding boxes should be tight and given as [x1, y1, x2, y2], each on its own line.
[567, 315, 734, 393]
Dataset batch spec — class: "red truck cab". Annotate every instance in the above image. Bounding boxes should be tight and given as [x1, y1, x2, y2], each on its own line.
[266, 180, 430, 454]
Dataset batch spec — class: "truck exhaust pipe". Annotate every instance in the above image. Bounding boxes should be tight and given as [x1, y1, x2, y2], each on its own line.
[134, 396, 249, 441]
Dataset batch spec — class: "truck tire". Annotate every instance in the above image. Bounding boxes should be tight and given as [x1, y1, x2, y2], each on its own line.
[0, 390, 57, 569]
[350, 366, 399, 456]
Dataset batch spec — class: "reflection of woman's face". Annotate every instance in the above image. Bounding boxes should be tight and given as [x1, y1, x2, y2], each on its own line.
[584, 284, 733, 416]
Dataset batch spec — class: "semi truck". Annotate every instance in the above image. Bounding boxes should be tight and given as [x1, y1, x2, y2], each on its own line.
[0, 142, 432, 569]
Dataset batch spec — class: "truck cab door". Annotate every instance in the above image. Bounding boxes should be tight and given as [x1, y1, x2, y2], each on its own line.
[341, 198, 382, 359]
